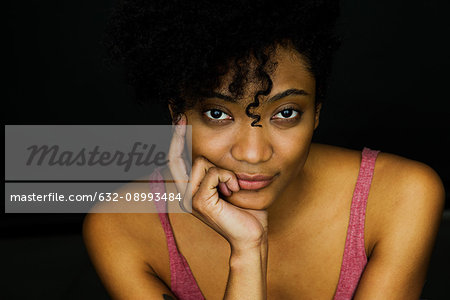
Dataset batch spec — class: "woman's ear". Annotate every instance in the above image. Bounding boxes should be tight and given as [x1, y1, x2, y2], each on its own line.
[314, 103, 322, 130]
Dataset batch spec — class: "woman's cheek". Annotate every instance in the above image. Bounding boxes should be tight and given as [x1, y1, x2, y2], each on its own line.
[191, 131, 227, 163]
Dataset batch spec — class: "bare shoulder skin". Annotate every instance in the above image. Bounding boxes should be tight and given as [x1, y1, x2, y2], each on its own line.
[352, 147, 445, 299]
[83, 180, 177, 299]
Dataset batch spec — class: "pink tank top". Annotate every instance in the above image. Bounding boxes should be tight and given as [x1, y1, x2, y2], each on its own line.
[149, 146, 380, 300]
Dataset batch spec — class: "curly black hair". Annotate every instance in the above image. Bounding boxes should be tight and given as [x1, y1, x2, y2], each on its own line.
[103, 0, 340, 126]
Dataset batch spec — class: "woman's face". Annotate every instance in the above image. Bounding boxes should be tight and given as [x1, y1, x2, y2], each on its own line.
[174, 46, 320, 210]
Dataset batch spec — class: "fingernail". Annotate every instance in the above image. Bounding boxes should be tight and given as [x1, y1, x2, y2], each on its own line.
[175, 115, 186, 134]
[218, 182, 231, 196]
[179, 115, 186, 125]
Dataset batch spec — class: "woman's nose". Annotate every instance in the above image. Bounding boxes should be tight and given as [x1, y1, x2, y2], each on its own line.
[230, 126, 273, 164]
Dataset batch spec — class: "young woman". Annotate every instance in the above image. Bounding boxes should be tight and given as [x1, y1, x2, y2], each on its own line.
[83, 1, 445, 299]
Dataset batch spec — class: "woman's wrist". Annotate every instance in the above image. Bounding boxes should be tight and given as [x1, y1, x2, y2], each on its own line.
[229, 237, 268, 269]
[226, 240, 268, 300]
[230, 246, 263, 267]
[229, 236, 268, 257]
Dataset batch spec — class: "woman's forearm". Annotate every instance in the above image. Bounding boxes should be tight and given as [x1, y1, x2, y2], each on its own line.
[224, 238, 268, 300]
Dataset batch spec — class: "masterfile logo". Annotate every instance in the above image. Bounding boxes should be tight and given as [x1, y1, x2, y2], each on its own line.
[5, 125, 193, 213]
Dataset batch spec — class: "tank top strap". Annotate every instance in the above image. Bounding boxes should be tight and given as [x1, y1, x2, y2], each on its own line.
[333, 146, 380, 300]
[149, 167, 205, 300]
[350, 146, 380, 233]
[148, 167, 172, 227]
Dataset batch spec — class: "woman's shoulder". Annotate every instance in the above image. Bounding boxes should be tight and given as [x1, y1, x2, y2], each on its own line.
[82, 178, 183, 297]
[312, 142, 445, 235]
[82, 178, 172, 279]
[366, 147, 445, 238]
[310, 142, 443, 188]
[320, 144, 445, 292]
[312, 143, 445, 255]
[310, 143, 444, 219]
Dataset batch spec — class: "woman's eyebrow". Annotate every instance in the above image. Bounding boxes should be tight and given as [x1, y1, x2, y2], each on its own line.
[208, 88, 309, 103]
[266, 88, 309, 103]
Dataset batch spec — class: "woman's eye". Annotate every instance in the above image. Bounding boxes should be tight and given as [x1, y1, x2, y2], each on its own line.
[272, 108, 300, 120]
[204, 109, 232, 121]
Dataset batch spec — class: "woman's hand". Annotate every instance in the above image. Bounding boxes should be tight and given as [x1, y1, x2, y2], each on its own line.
[167, 114, 268, 251]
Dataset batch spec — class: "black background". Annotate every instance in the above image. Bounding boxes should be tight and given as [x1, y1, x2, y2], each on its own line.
[4, 0, 450, 299]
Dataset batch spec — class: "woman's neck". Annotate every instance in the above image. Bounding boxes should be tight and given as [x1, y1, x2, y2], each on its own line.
[266, 143, 321, 240]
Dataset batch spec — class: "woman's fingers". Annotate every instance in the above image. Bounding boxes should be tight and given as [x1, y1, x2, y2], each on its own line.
[167, 114, 189, 201]
[179, 156, 215, 213]
[193, 167, 239, 213]
[167, 152, 266, 245]
[218, 182, 231, 197]
[166, 115, 240, 215]
[182, 157, 240, 224]
[189, 156, 215, 195]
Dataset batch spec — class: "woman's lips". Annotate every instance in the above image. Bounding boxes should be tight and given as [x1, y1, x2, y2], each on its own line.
[235, 173, 277, 190]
